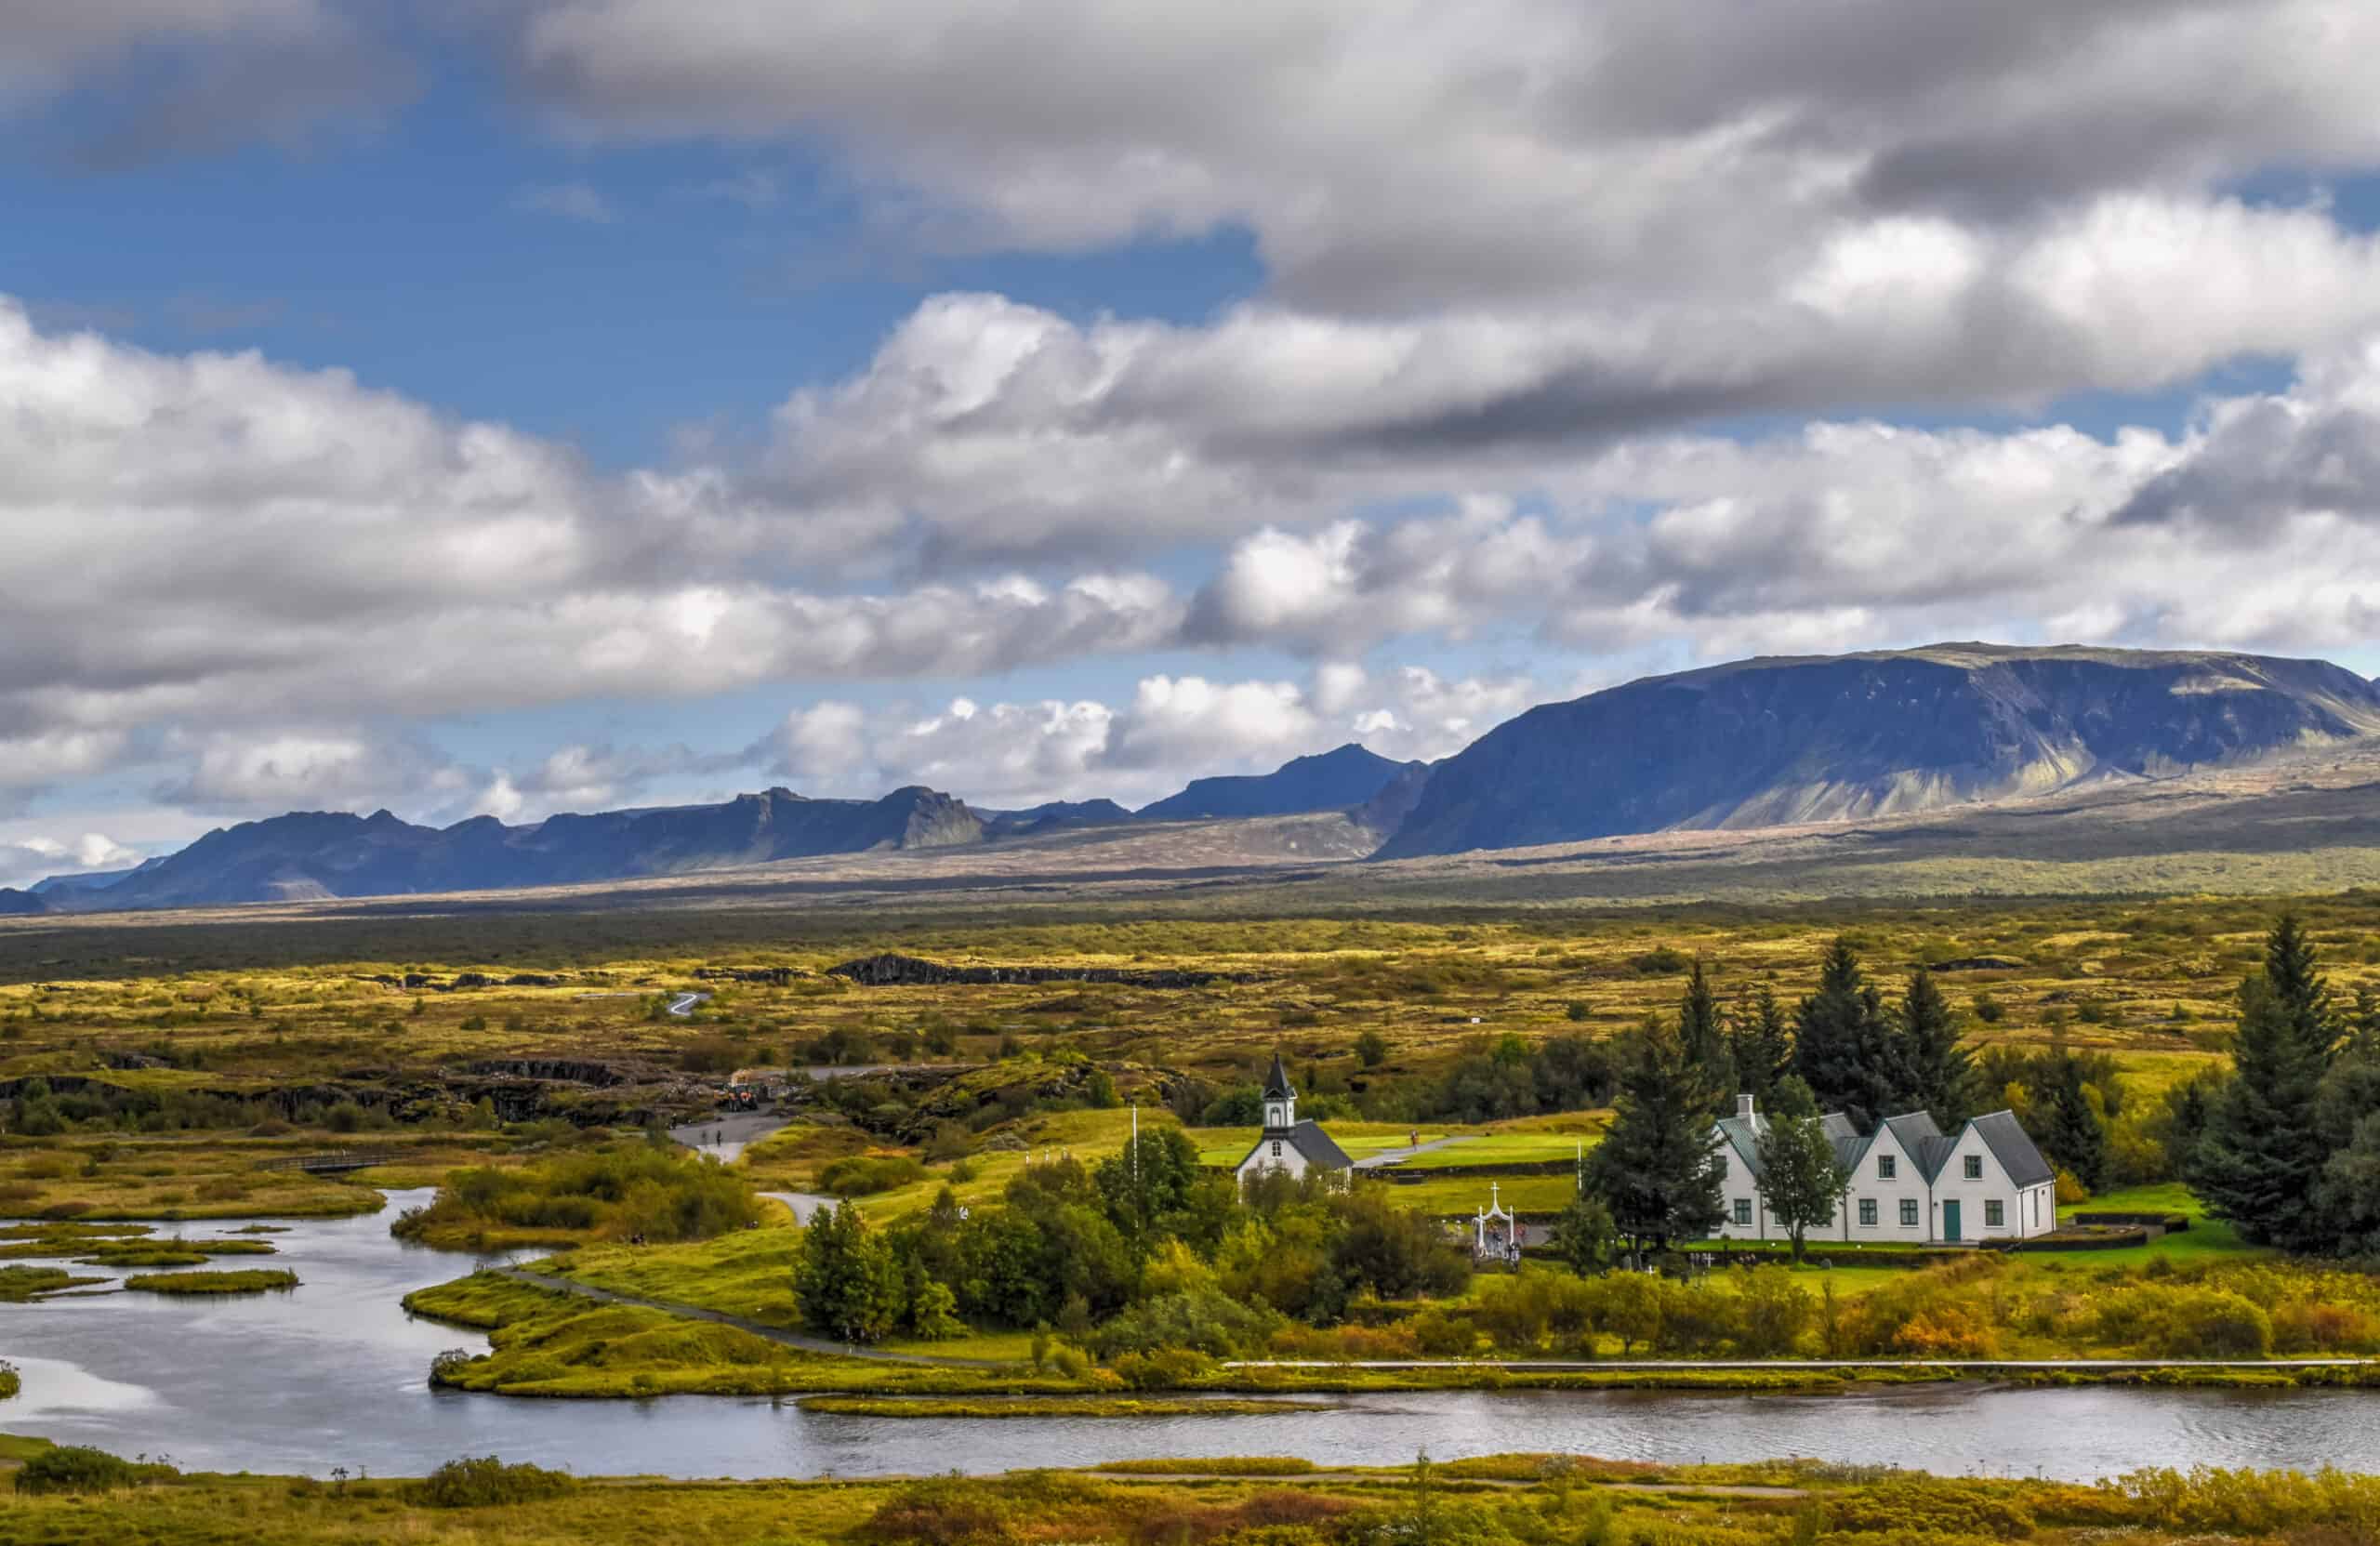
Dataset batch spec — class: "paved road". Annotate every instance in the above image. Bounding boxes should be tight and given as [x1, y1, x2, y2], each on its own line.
[669, 1112, 790, 1164]
[666, 990, 713, 1017]
[1352, 1136, 1476, 1170]
[761, 1190, 837, 1224]
[492, 1266, 996, 1366]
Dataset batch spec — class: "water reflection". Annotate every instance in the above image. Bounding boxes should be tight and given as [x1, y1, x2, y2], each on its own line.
[4, 1195, 2376, 1482]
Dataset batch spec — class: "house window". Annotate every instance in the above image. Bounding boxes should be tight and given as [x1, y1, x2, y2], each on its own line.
[1733, 1198, 1752, 1226]
[1985, 1200, 2005, 1227]
[1877, 1154, 1897, 1179]
[1899, 1198, 1920, 1227]
[1964, 1155, 1983, 1180]
[1270, 1141, 1281, 1158]
[1858, 1198, 1877, 1227]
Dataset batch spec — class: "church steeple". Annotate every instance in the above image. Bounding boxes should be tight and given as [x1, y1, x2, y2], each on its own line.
[1262, 1050, 1296, 1133]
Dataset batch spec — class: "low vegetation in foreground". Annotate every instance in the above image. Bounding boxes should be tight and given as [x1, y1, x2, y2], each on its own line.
[13, 1439, 2380, 1544]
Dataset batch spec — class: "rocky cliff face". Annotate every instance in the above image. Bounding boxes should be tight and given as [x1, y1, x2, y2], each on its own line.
[1375, 644, 2380, 858]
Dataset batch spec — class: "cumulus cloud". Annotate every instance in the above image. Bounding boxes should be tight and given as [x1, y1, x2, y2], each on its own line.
[17, 0, 2380, 830]
[0, 831, 140, 889]
[2, 0, 415, 167]
[751, 666, 1543, 810]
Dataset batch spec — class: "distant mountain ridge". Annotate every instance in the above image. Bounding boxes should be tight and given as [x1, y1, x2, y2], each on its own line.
[21, 643, 2380, 913]
[22, 743, 1418, 911]
[68, 786, 981, 911]
[1374, 643, 2380, 858]
[1139, 744, 1419, 820]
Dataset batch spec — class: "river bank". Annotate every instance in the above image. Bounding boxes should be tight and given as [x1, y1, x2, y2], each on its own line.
[7, 1439, 2380, 1545]
[11, 1191, 2380, 1482]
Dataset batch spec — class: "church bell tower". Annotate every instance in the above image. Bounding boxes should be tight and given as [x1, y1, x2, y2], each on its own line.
[1262, 1050, 1297, 1133]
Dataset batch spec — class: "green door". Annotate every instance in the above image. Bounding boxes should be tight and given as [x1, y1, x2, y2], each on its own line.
[1943, 1200, 1962, 1242]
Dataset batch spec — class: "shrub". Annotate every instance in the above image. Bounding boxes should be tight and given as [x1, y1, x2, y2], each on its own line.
[14, 1445, 143, 1495]
[1091, 1290, 1276, 1360]
[1733, 1266, 1814, 1355]
[818, 1155, 927, 1196]
[1825, 1477, 2035, 1539]
[1109, 1346, 1215, 1390]
[866, 1478, 1015, 1545]
[412, 1455, 575, 1507]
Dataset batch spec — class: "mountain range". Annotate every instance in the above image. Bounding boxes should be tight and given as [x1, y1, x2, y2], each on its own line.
[17, 643, 2380, 912]
[1374, 643, 2380, 857]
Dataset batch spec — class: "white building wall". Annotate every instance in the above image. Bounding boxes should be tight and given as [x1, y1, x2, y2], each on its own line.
[1835, 1125, 1935, 1244]
[1236, 1134, 1310, 1187]
[1701, 1113, 2056, 1248]
[1925, 1129, 2026, 1241]
[1712, 1138, 1772, 1241]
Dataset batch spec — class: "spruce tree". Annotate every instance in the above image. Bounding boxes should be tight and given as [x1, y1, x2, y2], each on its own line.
[2041, 1050, 2107, 1194]
[1678, 958, 1728, 1115]
[1790, 938, 1905, 1130]
[1898, 967, 1972, 1128]
[1755, 1105, 1849, 1262]
[1583, 1016, 1726, 1260]
[1726, 984, 1793, 1111]
[2190, 916, 2338, 1250]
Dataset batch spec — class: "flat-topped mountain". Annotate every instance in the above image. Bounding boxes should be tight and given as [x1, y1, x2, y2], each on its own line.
[1373, 643, 2380, 858]
[1139, 743, 1420, 820]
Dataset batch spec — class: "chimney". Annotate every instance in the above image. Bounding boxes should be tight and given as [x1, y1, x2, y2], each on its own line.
[1738, 1093, 1756, 1120]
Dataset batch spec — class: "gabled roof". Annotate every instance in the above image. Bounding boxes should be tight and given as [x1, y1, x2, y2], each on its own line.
[1881, 1110, 1943, 1160]
[1262, 1050, 1296, 1101]
[1713, 1112, 1768, 1174]
[1286, 1119, 1353, 1170]
[1969, 1109, 2056, 1188]
[1238, 1118, 1353, 1172]
[1913, 1135, 1961, 1182]
[1712, 1107, 1859, 1181]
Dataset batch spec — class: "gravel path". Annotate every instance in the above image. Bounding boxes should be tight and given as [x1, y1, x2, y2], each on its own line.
[1351, 1136, 1476, 1169]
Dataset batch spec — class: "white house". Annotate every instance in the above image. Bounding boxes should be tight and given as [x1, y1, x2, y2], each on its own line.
[1709, 1094, 2057, 1245]
[1234, 1051, 1354, 1189]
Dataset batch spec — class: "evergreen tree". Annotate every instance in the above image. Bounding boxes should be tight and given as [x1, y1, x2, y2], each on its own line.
[1790, 938, 1905, 1130]
[1898, 967, 1972, 1128]
[2312, 1048, 2380, 1258]
[1548, 1191, 1617, 1275]
[2189, 916, 2338, 1250]
[2040, 1049, 2108, 1194]
[1755, 1106, 1849, 1262]
[1583, 1017, 1726, 1260]
[1679, 958, 1727, 1113]
[1726, 984, 1793, 1112]
[2350, 984, 2380, 1060]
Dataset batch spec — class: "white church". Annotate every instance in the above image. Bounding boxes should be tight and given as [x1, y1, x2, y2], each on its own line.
[1710, 1092, 2058, 1245]
[1233, 1051, 1354, 1189]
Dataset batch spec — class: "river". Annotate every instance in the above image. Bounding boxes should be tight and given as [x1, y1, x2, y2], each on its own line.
[3, 1193, 2375, 1481]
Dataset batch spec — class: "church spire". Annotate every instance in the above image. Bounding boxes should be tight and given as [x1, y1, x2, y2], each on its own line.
[1262, 1050, 1297, 1132]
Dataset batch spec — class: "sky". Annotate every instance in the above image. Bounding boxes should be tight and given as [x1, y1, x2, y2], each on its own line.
[7, 0, 2380, 886]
